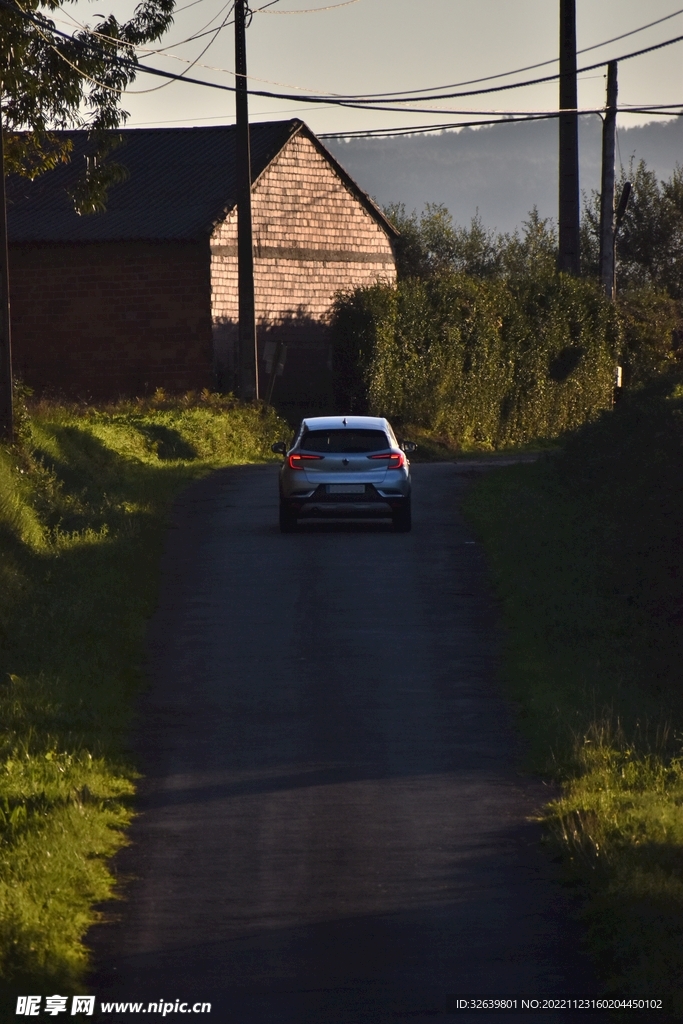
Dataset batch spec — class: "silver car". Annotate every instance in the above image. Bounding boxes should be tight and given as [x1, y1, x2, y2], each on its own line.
[272, 415, 415, 533]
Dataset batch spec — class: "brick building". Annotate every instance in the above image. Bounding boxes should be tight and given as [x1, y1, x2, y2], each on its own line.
[6, 119, 397, 409]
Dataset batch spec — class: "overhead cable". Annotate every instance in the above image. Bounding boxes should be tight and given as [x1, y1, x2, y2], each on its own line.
[135, 30, 683, 109]
[312, 5, 683, 99]
[321, 114, 560, 141]
[319, 106, 683, 140]
[304, 34, 683, 104]
[173, 0, 219, 13]
[1, 0, 681, 114]
[39, 2, 683, 101]
[8, 0, 237, 96]
[258, 0, 360, 11]
[126, 5, 236, 94]
[54, 0, 236, 56]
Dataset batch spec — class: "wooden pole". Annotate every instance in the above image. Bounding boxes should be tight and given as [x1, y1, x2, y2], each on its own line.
[558, 0, 580, 275]
[613, 180, 632, 300]
[0, 100, 14, 440]
[235, 0, 259, 401]
[265, 339, 284, 406]
[599, 62, 618, 299]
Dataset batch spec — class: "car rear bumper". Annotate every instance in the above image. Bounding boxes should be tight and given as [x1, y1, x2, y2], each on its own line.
[283, 483, 409, 519]
[299, 502, 392, 519]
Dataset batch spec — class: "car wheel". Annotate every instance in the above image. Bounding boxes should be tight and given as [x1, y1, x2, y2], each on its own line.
[279, 501, 298, 533]
[392, 501, 412, 533]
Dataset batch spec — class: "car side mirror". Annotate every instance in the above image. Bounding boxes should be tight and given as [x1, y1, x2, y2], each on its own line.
[400, 441, 417, 454]
[271, 441, 287, 455]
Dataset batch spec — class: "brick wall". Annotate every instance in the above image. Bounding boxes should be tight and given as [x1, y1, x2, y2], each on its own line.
[9, 240, 213, 399]
[210, 132, 396, 412]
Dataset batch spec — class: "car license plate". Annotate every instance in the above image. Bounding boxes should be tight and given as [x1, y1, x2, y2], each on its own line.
[328, 484, 366, 494]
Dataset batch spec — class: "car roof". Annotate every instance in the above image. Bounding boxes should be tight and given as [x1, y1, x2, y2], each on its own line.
[301, 416, 391, 432]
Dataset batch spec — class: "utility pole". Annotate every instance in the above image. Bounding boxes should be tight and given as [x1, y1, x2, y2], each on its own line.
[599, 61, 618, 299]
[613, 180, 631, 298]
[234, 0, 259, 401]
[558, 0, 580, 275]
[0, 99, 13, 440]
[612, 181, 630, 404]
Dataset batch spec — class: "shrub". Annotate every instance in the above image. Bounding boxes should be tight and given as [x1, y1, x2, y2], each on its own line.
[617, 288, 683, 387]
[331, 273, 619, 447]
[582, 162, 683, 300]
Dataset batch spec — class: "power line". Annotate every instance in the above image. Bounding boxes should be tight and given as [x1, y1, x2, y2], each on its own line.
[321, 113, 560, 140]
[174, 0, 220, 13]
[141, 14, 236, 52]
[621, 107, 683, 116]
[47, 0, 683, 101]
[126, 6, 235, 94]
[124, 103, 682, 129]
[2, 0, 682, 115]
[39, 1, 683, 105]
[315, 5, 683, 100]
[10, 0, 126, 96]
[311, 34, 683, 104]
[55, 0, 235, 56]
[138, 29, 683, 110]
[76, 23, 672, 105]
[318, 106, 683, 141]
[9, 0, 236, 97]
[258, 0, 361, 12]
[29, 0, 274, 63]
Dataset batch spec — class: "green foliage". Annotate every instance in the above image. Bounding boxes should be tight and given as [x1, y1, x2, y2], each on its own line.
[557, 375, 683, 687]
[386, 169, 682, 397]
[383, 203, 457, 279]
[617, 288, 683, 387]
[331, 273, 617, 448]
[0, 394, 286, 996]
[383, 202, 557, 282]
[464, 372, 683, 1013]
[331, 282, 398, 414]
[499, 208, 558, 281]
[2, 0, 175, 210]
[547, 725, 683, 1014]
[582, 161, 683, 300]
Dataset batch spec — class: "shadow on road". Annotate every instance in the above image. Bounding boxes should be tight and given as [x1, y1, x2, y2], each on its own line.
[88, 462, 603, 1024]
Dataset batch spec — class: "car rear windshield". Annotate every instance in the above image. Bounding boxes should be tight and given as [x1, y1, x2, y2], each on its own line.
[300, 429, 390, 454]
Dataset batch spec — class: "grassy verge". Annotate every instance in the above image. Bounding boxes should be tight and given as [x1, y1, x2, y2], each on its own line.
[464, 373, 683, 1018]
[399, 423, 559, 462]
[0, 391, 287, 1004]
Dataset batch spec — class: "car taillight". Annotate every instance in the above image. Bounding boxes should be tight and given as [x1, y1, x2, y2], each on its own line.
[368, 451, 406, 470]
[288, 453, 324, 470]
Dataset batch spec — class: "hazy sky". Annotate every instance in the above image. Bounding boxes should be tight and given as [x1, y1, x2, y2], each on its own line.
[64, 0, 682, 134]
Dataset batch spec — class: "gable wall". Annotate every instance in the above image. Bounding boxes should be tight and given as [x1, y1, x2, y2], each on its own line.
[210, 133, 396, 411]
[9, 241, 213, 399]
[7, 130, 395, 406]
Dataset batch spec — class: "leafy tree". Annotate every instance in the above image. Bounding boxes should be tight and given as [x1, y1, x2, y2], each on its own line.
[383, 202, 458, 279]
[499, 208, 557, 281]
[618, 287, 683, 386]
[451, 212, 502, 279]
[381, 175, 682, 394]
[1, 0, 175, 210]
[384, 202, 557, 283]
[619, 162, 683, 299]
[582, 160, 683, 300]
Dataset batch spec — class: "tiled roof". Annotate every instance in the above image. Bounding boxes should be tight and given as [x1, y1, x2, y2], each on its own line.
[6, 119, 305, 242]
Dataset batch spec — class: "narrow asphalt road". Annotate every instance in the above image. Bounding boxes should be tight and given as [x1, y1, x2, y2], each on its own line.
[90, 462, 600, 1023]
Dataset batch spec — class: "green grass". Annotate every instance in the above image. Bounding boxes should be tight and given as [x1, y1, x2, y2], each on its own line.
[398, 423, 560, 462]
[464, 373, 683, 1018]
[0, 390, 287, 1005]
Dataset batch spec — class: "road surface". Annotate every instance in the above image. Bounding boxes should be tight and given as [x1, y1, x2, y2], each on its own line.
[90, 462, 599, 1023]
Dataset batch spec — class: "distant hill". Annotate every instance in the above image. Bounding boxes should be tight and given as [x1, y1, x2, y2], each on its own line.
[327, 118, 682, 234]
